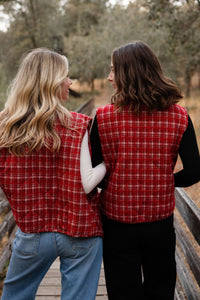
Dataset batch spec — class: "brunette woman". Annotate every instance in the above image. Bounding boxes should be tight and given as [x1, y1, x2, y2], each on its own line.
[91, 41, 200, 300]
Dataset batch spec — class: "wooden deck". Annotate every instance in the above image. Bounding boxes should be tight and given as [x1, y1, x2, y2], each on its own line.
[35, 259, 108, 300]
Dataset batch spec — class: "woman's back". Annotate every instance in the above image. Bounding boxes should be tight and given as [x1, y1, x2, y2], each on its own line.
[96, 103, 188, 223]
[0, 112, 103, 237]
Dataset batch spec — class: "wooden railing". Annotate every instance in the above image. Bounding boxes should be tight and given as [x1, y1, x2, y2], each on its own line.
[75, 97, 95, 115]
[0, 190, 17, 275]
[174, 188, 200, 300]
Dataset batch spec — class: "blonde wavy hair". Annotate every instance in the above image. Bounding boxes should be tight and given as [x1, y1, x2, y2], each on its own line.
[0, 48, 71, 155]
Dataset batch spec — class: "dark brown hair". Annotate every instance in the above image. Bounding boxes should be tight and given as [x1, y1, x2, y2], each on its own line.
[111, 41, 182, 113]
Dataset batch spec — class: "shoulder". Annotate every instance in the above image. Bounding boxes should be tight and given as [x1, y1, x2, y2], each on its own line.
[168, 104, 188, 127]
[96, 104, 114, 114]
[169, 104, 188, 116]
[96, 105, 115, 122]
[70, 111, 92, 125]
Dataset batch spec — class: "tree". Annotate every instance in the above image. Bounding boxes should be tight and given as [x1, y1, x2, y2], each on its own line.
[62, 0, 108, 37]
[0, 0, 65, 82]
[144, 0, 200, 97]
[62, 0, 109, 90]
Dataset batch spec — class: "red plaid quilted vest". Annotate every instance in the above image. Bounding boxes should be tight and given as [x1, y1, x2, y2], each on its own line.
[0, 112, 103, 237]
[96, 104, 188, 223]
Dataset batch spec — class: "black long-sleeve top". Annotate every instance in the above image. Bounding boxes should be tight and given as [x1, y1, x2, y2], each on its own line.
[90, 114, 200, 188]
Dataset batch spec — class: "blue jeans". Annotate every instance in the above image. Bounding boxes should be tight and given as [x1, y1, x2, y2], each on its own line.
[1, 229, 103, 300]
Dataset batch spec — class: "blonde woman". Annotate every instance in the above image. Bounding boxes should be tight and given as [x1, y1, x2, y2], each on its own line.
[0, 48, 106, 300]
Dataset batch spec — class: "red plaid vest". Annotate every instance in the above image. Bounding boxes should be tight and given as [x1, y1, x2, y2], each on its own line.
[96, 104, 188, 223]
[0, 112, 103, 237]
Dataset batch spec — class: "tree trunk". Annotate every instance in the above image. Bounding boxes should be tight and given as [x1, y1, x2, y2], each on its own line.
[185, 68, 191, 98]
[21, 0, 38, 48]
[91, 79, 95, 92]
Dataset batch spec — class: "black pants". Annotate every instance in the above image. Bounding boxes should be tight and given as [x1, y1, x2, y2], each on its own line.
[102, 214, 176, 300]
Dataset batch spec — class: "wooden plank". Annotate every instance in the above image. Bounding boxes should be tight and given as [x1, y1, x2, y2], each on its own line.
[36, 296, 108, 300]
[37, 285, 107, 296]
[75, 98, 94, 115]
[36, 285, 61, 296]
[0, 225, 17, 273]
[39, 275, 105, 286]
[175, 188, 200, 246]
[0, 210, 15, 243]
[0, 198, 10, 215]
[36, 260, 108, 299]
[35, 297, 60, 300]
[175, 247, 200, 300]
[97, 285, 107, 295]
[174, 216, 200, 287]
[38, 277, 61, 285]
[175, 280, 186, 300]
[98, 277, 105, 285]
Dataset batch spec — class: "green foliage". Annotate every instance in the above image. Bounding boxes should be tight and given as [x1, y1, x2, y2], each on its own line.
[143, 0, 200, 96]
[0, 0, 200, 98]
[63, 0, 108, 37]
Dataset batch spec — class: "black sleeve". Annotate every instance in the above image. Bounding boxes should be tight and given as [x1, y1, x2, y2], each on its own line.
[90, 116, 103, 167]
[174, 115, 200, 187]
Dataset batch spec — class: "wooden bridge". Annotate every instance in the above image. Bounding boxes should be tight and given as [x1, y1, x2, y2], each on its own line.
[0, 98, 200, 299]
[35, 260, 107, 299]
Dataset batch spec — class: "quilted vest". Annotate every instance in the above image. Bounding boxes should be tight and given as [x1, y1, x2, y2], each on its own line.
[96, 104, 188, 223]
[0, 112, 103, 237]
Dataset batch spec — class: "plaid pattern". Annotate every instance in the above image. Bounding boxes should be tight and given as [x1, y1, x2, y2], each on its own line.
[96, 104, 188, 223]
[0, 112, 103, 237]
